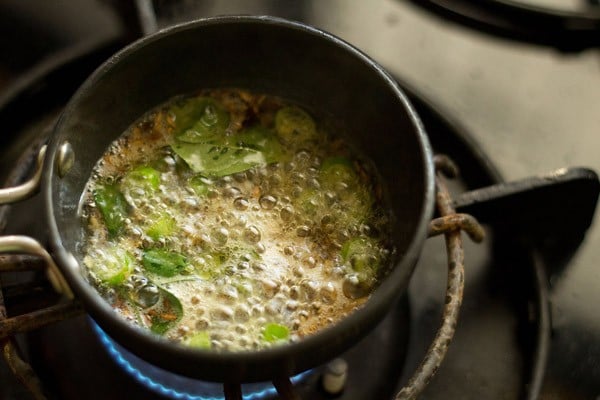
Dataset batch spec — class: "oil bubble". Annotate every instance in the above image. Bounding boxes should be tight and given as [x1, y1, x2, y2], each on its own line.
[260, 279, 279, 296]
[292, 186, 304, 198]
[301, 280, 319, 300]
[259, 195, 278, 210]
[177, 326, 190, 337]
[233, 197, 249, 210]
[296, 225, 311, 237]
[191, 321, 208, 335]
[255, 243, 266, 254]
[294, 150, 312, 165]
[269, 173, 282, 187]
[210, 306, 234, 321]
[291, 172, 306, 184]
[337, 230, 350, 243]
[243, 225, 261, 243]
[307, 178, 321, 189]
[266, 298, 284, 315]
[237, 261, 250, 270]
[293, 266, 304, 278]
[135, 284, 160, 308]
[251, 304, 265, 317]
[285, 161, 297, 172]
[130, 275, 148, 288]
[212, 227, 229, 246]
[325, 191, 337, 205]
[280, 206, 294, 222]
[217, 176, 233, 187]
[289, 285, 301, 300]
[342, 276, 370, 299]
[232, 171, 247, 182]
[319, 283, 337, 304]
[298, 310, 309, 320]
[82, 91, 395, 352]
[223, 186, 241, 198]
[218, 286, 239, 303]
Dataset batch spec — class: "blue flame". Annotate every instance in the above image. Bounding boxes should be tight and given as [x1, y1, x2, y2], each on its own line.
[91, 321, 309, 400]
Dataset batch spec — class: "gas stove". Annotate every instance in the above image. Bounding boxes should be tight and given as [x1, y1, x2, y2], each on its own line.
[0, 1, 599, 399]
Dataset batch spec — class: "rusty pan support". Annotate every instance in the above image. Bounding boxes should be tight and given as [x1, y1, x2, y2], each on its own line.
[0, 301, 83, 340]
[0, 264, 82, 399]
[395, 155, 484, 400]
[0, 272, 48, 400]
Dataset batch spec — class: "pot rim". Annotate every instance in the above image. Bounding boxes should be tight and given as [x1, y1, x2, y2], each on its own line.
[43, 15, 435, 381]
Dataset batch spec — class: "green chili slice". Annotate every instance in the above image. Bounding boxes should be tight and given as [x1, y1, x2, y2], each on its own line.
[93, 184, 129, 237]
[188, 331, 211, 349]
[91, 245, 134, 285]
[275, 106, 316, 142]
[262, 323, 290, 343]
[146, 214, 177, 240]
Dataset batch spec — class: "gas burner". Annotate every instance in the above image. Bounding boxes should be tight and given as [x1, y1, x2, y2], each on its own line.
[92, 321, 311, 400]
[23, 295, 410, 399]
[407, 0, 600, 51]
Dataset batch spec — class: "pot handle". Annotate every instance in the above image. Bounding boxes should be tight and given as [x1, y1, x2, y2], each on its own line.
[0, 144, 74, 298]
[395, 155, 484, 400]
[0, 145, 46, 205]
[0, 236, 73, 299]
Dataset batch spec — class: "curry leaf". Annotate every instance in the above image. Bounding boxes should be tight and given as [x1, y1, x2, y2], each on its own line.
[142, 249, 187, 277]
[171, 143, 265, 177]
[236, 126, 287, 163]
[149, 287, 183, 335]
[172, 97, 230, 143]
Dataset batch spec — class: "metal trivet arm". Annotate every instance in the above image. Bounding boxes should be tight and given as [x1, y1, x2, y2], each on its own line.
[395, 155, 484, 400]
[0, 280, 47, 400]
[0, 141, 82, 400]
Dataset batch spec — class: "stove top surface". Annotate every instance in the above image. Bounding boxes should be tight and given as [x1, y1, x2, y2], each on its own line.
[0, 1, 599, 399]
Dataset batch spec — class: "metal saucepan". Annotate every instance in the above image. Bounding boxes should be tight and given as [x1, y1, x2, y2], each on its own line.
[1, 16, 435, 383]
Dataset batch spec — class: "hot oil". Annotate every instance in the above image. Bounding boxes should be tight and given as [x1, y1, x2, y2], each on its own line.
[81, 89, 394, 352]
